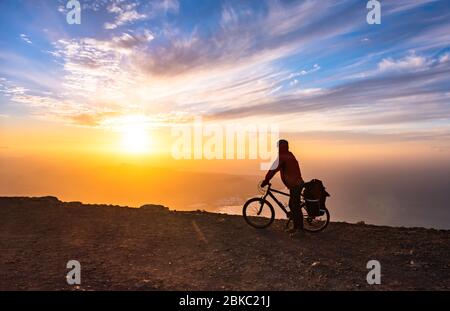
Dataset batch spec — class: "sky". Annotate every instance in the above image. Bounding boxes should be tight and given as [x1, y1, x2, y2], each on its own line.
[0, 0, 449, 228]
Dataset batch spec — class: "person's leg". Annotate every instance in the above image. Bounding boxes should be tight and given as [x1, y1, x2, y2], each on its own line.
[289, 185, 301, 230]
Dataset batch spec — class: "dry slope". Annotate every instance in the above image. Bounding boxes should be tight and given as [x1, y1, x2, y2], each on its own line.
[0, 197, 449, 290]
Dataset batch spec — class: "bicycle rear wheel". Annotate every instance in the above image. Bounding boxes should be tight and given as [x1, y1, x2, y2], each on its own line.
[285, 205, 330, 232]
[242, 198, 275, 229]
[303, 207, 330, 232]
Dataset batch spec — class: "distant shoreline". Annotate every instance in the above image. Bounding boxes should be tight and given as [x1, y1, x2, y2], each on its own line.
[1, 196, 448, 231]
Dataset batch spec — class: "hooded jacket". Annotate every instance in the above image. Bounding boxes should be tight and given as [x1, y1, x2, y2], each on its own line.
[264, 145, 303, 189]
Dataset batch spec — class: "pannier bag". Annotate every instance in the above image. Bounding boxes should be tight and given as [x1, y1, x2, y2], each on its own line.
[302, 179, 330, 216]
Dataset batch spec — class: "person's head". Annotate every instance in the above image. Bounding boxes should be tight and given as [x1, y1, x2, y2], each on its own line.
[277, 139, 289, 152]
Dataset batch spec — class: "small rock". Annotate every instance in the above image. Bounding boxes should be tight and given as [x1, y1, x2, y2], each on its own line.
[409, 260, 420, 268]
[311, 261, 320, 267]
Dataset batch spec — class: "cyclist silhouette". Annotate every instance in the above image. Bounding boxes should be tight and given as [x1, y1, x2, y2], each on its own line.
[261, 139, 304, 233]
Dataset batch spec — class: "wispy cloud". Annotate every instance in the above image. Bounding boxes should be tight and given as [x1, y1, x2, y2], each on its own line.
[289, 64, 321, 78]
[103, 0, 179, 29]
[20, 34, 32, 44]
[378, 53, 431, 72]
[0, 0, 449, 139]
[439, 53, 450, 63]
[209, 54, 450, 128]
[104, 1, 146, 29]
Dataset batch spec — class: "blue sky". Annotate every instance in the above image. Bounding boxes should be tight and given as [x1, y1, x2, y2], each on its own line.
[0, 0, 449, 142]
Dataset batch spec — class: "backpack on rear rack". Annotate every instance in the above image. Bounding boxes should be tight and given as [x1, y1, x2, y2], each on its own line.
[302, 179, 330, 217]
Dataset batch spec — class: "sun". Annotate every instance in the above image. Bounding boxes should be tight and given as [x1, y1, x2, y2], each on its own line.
[116, 115, 151, 154]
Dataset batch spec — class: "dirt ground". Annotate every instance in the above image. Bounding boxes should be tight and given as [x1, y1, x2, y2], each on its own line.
[0, 196, 449, 290]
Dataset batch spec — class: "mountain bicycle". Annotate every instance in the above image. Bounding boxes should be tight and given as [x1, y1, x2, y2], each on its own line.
[242, 182, 330, 232]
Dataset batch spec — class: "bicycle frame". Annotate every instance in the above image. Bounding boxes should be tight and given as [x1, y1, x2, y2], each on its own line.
[261, 183, 294, 216]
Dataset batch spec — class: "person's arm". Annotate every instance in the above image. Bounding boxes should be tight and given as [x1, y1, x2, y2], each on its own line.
[261, 156, 282, 186]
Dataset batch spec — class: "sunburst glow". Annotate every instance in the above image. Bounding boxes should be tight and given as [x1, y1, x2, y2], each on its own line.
[115, 115, 151, 154]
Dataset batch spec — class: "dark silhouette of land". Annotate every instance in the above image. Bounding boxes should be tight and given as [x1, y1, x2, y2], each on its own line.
[0, 196, 449, 290]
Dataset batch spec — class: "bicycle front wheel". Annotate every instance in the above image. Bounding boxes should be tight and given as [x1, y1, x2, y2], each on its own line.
[242, 198, 275, 229]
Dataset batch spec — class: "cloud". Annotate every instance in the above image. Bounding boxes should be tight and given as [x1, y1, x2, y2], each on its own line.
[20, 34, 32, 44]
[2, 0, 449, 140]
[67, 111, 122, 126]
[294, 88, 323, 96]
[439, 53, 450, 63]
[155, 0, 179, 14]
[289, 64, 321, 79]
[104, 0, 147, 29]
[221, 5, 238, 26]
[383, 0, 440, 14]
[104, 11, 146, 29]
[209, 56, 450, 129]
[111, 30, 154, 49]
[103, 0, 179, 29]
[135, 1, 364, 77]
[378, 54, 431, 72]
